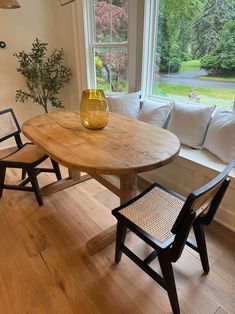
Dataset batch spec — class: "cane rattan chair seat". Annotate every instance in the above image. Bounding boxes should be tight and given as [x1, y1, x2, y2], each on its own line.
[1, 143, 46, 163]
[120, 186, 184, 243]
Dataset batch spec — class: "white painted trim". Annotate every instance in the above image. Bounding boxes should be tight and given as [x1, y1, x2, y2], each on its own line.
[92, 42, 128, 48]
[141, 0, 158, 99]
[72, 1, 88, 102]
[83, 0, 95, 88]
[82, 0, 140, 93]
[127, 0, 137, 92]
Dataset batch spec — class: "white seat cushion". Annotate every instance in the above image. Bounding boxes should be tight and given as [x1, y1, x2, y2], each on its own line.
[107, 92, 141, 119]
[203, 110, 235, 163]
[139, 99, 173, 128]
[167, 102, 215, 148]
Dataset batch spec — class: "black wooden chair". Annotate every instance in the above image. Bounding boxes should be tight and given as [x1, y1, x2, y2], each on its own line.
[0, 108, 62, 206]
[112, 161, 233, 314]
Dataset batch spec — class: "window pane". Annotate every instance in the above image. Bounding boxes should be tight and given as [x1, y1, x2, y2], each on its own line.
[94, 0, 128, 43]
[153, 0, 235, 110]
[111, 0, 128, 43]
[95, 47, 128, 92]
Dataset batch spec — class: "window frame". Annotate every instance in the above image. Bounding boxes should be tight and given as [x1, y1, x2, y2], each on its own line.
[142, 0, 201, 106]
[84, 0, 139, 94]
[141, 0, 157, 100]
[141, 0, 174, 103]
[141, 0, 234, 111]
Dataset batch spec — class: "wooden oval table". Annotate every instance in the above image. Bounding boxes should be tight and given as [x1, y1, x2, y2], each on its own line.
[22, 111, 180, 255]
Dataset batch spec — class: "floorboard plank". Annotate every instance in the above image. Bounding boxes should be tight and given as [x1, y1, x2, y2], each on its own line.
[0, 164, 234, 314]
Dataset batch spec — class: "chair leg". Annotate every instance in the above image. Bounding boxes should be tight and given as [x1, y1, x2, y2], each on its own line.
[115, 220, 127, 263]
[193, 221, 209, 273]
[22, 169, 27, 180]
[51, 159, 62, 181]
[0, 167, 6, 198]
[27, 168, 43, 206]
[158, 251, 180, 314]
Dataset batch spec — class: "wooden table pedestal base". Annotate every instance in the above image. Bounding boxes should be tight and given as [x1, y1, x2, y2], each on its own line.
[86, 174, 137, 255]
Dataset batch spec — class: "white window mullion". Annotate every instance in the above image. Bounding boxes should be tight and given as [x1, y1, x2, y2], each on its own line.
[141, 0, 158, 99]
[92, 42, 128, 49]
[127, 0, 137, 92]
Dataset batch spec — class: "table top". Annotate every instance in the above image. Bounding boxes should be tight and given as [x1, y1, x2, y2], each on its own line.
[22, 111, 180, 175]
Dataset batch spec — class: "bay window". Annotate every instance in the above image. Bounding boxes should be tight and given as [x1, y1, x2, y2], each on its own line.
[142, 0, 235, 111]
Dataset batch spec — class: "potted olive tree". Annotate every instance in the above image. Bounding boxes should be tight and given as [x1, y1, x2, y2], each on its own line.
[14, 38, 72, 113]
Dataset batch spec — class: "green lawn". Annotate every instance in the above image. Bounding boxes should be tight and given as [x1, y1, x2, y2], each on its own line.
[196, 75, 235, 83]
[180, 60, 201, 72]
[154, 83, 235, 100]
[97, 80, 127, 93]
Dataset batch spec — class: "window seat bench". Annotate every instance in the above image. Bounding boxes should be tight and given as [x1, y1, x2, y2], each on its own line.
[107, 93, 235, 231]
[139, 145, 235, 232]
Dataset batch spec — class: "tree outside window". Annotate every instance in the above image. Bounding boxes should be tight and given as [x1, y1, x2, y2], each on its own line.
[152, 0, 235, 110]
[91, 0, 128, 92]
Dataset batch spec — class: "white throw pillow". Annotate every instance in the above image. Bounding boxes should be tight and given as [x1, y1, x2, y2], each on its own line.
[167, 102, 215, 148]
[203, 110, 235, 163]
[107, 92, 141, 119]
[139, 99, 173, 128]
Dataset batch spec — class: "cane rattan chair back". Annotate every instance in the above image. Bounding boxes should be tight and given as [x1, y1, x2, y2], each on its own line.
[172, 163, 233, 235]
[0, 108, 61, 206]
[112, 161, 233, 314]
[0, 108, 23, 147]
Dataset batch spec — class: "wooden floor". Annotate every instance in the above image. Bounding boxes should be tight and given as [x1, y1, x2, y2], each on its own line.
[0, 164, 234, 314]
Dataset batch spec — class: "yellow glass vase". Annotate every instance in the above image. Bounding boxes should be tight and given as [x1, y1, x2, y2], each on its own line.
[80, 89, 109, 130]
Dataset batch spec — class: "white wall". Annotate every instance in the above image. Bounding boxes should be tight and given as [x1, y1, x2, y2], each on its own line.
[0, 0, 80, 147]
[53, 1, 81, 111]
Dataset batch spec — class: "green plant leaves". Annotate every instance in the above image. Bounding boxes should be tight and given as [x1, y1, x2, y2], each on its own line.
[14, 38, 72, 113]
